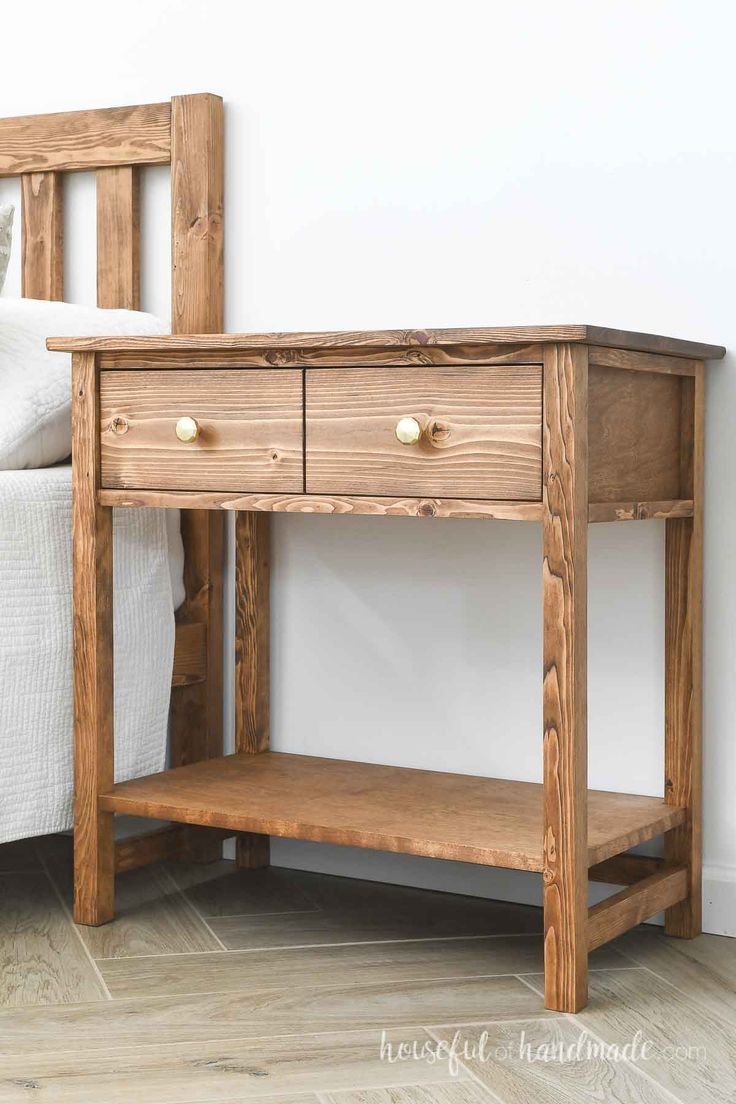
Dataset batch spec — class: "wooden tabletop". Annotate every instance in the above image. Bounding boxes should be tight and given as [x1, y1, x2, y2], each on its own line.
[48, 324, 726, 360]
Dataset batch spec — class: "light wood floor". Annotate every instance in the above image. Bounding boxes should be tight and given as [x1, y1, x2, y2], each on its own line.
[0, 835, 734, 1102]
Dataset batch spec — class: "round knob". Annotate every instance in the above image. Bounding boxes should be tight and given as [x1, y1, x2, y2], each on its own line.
[175, 416, 200, 443]
[395, 416, 422, 446]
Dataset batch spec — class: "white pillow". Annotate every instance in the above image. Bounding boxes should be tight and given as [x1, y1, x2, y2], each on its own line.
[0, 298, 167, 469]
[0, 205, 13, 293]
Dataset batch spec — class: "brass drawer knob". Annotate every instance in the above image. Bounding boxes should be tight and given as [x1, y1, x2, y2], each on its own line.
[395, 416, 422, 446]
[175, 416, 200, 443]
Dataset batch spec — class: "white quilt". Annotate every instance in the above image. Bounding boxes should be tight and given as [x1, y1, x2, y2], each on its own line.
[0, 465, 177, 843]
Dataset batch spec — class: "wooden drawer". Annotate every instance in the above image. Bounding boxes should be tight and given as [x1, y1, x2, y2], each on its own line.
[305, 366, 542, 499]
[100, 369, 303, 492]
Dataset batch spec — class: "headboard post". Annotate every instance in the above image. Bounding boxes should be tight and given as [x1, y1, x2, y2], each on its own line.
[168, 94, 226, 861]
[171, 95, 224, 331]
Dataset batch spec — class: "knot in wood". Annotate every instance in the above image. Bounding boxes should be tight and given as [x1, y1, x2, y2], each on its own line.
[429, 420, 451, 443]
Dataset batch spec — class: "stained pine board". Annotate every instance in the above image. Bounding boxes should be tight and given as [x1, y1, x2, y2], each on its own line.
[0, 102, 171, 176]
[46, 324, 726, 359]
[305, 365, 542, 500]
[100, 751, 687, 871]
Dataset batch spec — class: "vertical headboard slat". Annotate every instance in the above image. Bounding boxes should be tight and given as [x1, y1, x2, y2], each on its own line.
[21, 171, 64, 300]
[97, 166, 140, 310]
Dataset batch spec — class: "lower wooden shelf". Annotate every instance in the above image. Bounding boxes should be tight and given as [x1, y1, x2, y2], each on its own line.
[100, 752, 685, 872]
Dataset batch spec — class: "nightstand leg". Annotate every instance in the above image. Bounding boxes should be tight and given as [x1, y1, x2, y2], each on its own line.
[664, 367, 704, 937]
[72, 351, 115, 925]
[542, 343, 589, 1012]
[234, 511, 271, 869]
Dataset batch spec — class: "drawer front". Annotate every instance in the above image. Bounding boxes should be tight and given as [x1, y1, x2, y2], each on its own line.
[100, 369, 303, 492]
[305, 366, 542, 499]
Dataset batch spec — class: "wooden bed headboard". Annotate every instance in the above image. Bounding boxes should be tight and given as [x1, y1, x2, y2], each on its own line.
[0, 95, 225, 864]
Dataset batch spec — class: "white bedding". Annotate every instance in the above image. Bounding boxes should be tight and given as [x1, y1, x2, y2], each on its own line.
[0, 465, 182, 843]
[0, 297, 167, 470]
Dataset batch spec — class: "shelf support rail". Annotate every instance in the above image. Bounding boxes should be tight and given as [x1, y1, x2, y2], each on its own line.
[587, 863, 689, 951]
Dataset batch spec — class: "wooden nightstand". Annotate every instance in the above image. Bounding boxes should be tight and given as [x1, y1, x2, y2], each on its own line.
[51, 324, 725, 1013]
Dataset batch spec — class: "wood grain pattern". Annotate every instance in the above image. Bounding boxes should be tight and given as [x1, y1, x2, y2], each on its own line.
[235, 512, 271, 869]
[115, 827, 234, 873]
[45, 324, 727, 359]
[37, 86, 716, 1010]
[584, 325, 725, 361]
[542, 343, 589, 1013]
[588, 366, 684, 503]
[571, 969, 736, 1104]
[99, 487, 694, 525]
[97, 751, 685, 872]
[616, 928, 736, 1030]
[79, 871, 221, 960]
[93, 343, 545, 369]
[587, 865, 688, 951]
[0, 974, 550, 1056]
[306, 366, 542, 499]
[588, 499, 693, 522]
[9, 95, 231, 884]
[664, 364, 704, 937]
[99, 369, 304, 492]
[71, 351, 115, 927]
[324, 1087, 491, 1104]
[588, 853, 663, 885]
[39, 838, 220, 959]
[93, 150, 154, 872]
[21, 171, 63, 300]
[428, 1018, 677, 1104]
[0, 1028, 463, 1101]
[171, 94, 223, 335]
[0, 102, 171, 176]
[169, 508, 224, 771]
[115, 827, 186, 872]
[96, 165, 140, 310]
[171, 622, 207, 687]
[0, 873, 107, 1006]
[678, 375, 696, 499]
[99, 488, 544, 519]
[588, 345, 699, 376]
[167, 94, 226, 866]
[97, 934, 624, 1001]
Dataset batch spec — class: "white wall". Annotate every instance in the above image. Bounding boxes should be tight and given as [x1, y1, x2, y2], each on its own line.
[2, 0, 734, 931]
